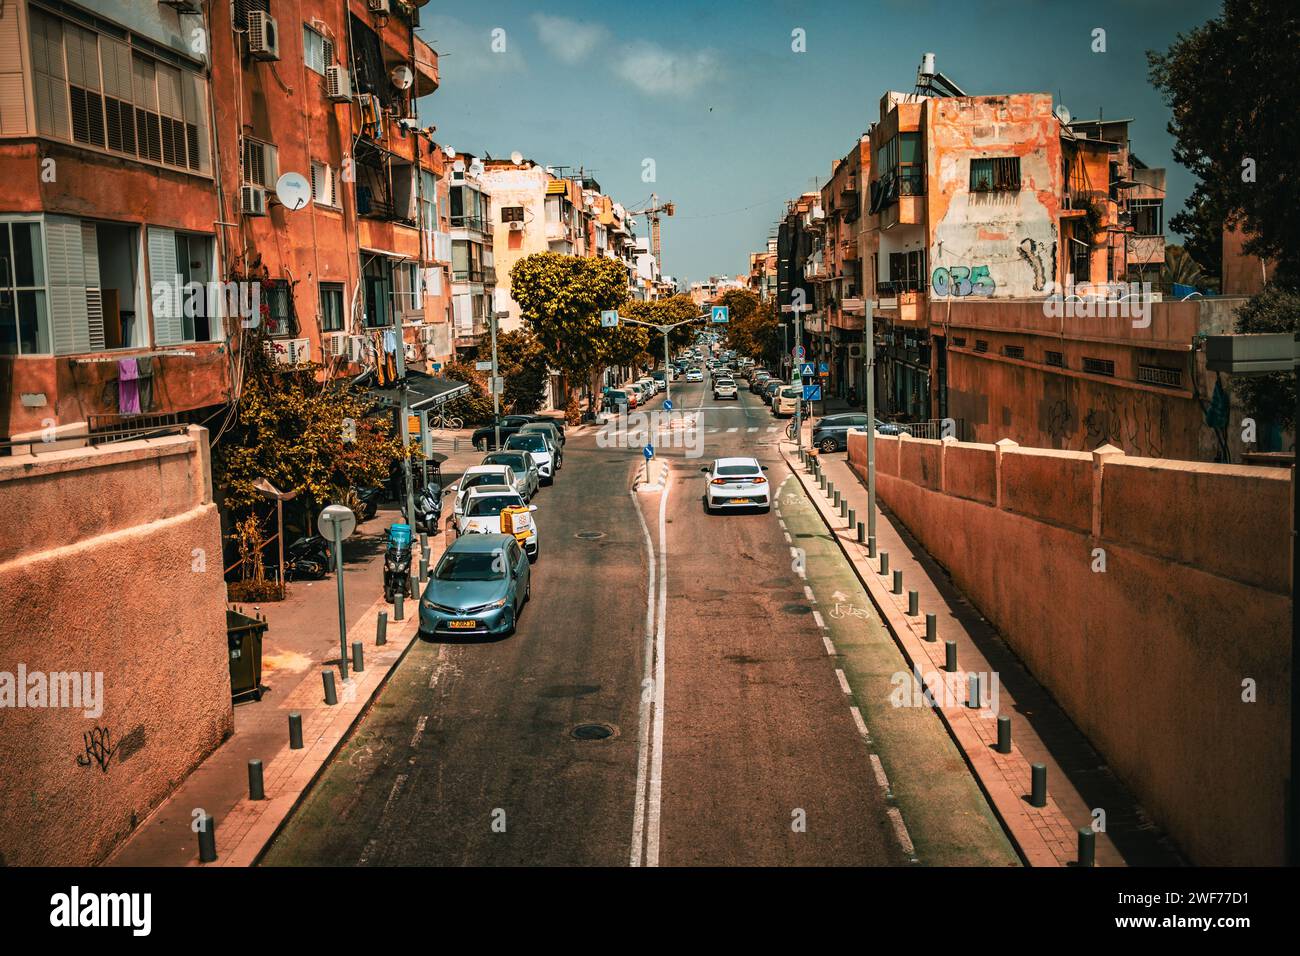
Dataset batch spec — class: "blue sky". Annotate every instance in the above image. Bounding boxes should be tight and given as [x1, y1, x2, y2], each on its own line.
[416, 0, 1222, 288]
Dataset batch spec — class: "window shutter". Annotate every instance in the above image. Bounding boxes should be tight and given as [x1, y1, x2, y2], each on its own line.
[45, 216, 91, 355]
[148, 227, 184, 345]
[81, 221, 105, 350]
[30, 10, 70, 139]
[0, 5, 30, 136]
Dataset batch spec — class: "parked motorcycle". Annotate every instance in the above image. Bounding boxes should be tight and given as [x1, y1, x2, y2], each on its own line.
[352, 485, 385, 521]
[284, 535, 330, 580]
[404, 481, 443, 535]
[383, 525, 414, 603]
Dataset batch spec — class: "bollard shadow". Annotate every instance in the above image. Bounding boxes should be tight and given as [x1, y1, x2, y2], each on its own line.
[417, 630, 512, 646]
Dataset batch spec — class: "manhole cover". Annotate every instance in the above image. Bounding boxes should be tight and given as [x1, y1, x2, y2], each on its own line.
[781, 603, 813, 615]
[574, 531, 606, 540]
[571, 723, 616, 741]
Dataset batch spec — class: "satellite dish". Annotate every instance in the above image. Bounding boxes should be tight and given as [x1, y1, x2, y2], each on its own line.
[469, 159, 484, 177]
[390, 65, 414, 91]
[274, 171, 312, 211]
[452, 159, 465, 173]
[443, 144, 455, 159]
[1054, 104, 1072, 126]
[510, 151, 523, 165]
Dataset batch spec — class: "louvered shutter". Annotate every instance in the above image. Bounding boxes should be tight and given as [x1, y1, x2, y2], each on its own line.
[148, 227, 184, 345]
[0, 3, 30, 136]
[30, 9, 69, 139]
[81, 221, 105, 350]
[45, 216, 91, 355]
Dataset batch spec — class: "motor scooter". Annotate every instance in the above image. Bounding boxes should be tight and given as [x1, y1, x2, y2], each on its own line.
[383, 525, 413, 603]
[284, 535, 330, 580]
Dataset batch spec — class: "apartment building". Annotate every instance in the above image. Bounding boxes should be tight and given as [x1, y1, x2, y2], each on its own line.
[447, 151, 496, 355]
[810, 137, 869, 397]
[748, 241, 777, 301]
[775, 192, 820, 378]
[0, 0, 457, 445]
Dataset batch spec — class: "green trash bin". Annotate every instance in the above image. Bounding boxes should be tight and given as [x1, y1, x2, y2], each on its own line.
[226, 609, 267, 703]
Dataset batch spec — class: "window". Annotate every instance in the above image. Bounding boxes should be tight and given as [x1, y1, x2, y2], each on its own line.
[875, 132, 924, 205]
[303, 26, 334, 75]
[29, 9, 210, 175]
[1137, 364, 1181, 388]
[310, 160, 338, 207]
[1130, 200, 1163, 237]
[974, 339, 989, 353]
[1045, 350, 1065, 368]
[1003, 345, 1025, 360]
[362, 256, 393, 328]
[970, 157, 1021, 192]
[262, 281, 294, 337]
[0, 221, 51, 355]
[395, 262, 423, 314]
[147, 227, 217, 345]
[502, 206, 524, 223]
[887, 250, 927, 293]
[319, 282, 344, 333]
[243, 138, 279, 187]
[1082, 356, 1115, 377]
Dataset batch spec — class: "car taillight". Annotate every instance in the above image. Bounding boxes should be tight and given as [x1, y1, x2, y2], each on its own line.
[752, 476, 767, 484]
[711, 477, 729, 484]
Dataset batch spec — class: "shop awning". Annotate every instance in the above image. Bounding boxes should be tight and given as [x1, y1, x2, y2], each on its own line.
[359, 369, 470, 411]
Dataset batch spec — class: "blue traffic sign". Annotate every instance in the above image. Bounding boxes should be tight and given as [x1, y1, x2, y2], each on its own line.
[601, 310, 619, 327]
[793, 345, 806, 360]
[803, 384, 822, 401]
[643, 444, 655, 460]
[819, 362, 829, 374]
[711, 305, 729, 324]
[799, 362, 816, 377]
[662, 398, 673, 411]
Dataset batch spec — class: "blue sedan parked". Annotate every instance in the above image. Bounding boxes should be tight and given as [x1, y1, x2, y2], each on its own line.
[419, 534, 531, 638]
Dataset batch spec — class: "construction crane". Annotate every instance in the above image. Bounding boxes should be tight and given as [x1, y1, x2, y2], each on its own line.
[627, 193, 675, 264]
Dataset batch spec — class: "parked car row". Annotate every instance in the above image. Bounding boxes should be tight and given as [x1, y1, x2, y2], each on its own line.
[418, 418, 570, 639]
[472, 414, 567, 452]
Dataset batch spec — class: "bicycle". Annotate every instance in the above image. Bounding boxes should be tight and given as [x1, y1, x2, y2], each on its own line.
[429, 411, 464, 430]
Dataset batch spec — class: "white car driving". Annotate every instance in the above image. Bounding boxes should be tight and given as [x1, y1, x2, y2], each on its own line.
[701, 457, 771, 513]
[713, 376, 738, 400]
[504, 432, 556, 484]
[451, 465, 526, 520]
[454, 484, 540, 561]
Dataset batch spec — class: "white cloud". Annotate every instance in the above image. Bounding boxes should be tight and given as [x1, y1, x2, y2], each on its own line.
[531, 14, 609, 65]
[614, 42, 723, 97]
[422, 16, 526, 79]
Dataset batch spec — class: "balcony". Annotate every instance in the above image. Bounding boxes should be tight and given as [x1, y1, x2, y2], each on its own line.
[452, 266, 496, 284]
[1127, 235, 1166, 266]
[414, 35, 440, 97]
[450, 214, 489, 234]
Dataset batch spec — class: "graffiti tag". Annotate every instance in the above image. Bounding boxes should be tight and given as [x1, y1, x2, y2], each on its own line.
[75, 726, 120, 773]
[932, 265, 995, 297]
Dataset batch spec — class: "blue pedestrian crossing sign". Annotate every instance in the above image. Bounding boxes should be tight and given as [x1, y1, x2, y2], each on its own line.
[643, 444, 655, 460]
[803, 383, 822, 401]
[601, 310, 619, 327]
[799, 362, 816, 378]
[711, 305, 729, 324]
[662, 398, 673, 411]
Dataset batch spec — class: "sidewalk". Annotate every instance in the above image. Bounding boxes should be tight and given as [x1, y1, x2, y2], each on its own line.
[107, 444, 483, 867]
[782, 431, 1182, 867]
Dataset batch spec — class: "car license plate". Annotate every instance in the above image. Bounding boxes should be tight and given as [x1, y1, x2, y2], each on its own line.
[448, 620, 477, 629]
[730, 497, 752, 504]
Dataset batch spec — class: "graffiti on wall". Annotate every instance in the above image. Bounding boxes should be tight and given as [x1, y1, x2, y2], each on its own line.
[932, 265, 995, 297]
[1017, 238, 1048, 292]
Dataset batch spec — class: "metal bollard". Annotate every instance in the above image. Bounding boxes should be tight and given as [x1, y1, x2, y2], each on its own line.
[248, 759, 265, 800]
[419, 554, 429, 583]
[394, 587, 405, 622]
[880, 551, 890, 576]
[1030, 763, 1047, 807]
[197, 813, 217, 863]
[322, 670, 338, 706]
[908, 589, 919, 615]
[352, 641, 364, 673]
[376, 611, 388, 646]
[867, 534, 876, 558]
[892, 569, 903, 594]
[828, 481, 835, 500]
[967, 673, 981, 709]
[419, 531, 428, 553]
[856, 521, 865, 544]
[1077, 828, 1096, 867]
[945, 640, 957, 673]
[847, 507, 855, 528]
[288, 712, 304, 750]
[997, 715, 1012, 753]
[925, 612, 936, 641]
[839, 498, 848, 519]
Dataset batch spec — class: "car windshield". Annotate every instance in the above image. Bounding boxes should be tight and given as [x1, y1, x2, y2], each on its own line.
[434, 551, 506, 581]
[717, 464, 760, 477]
[467, 494, 522, 517]
[464, 472, 502, 488]
[506, 435, 547, 452]
[487, 453, 527, 470]
[780, 387, 800, 398]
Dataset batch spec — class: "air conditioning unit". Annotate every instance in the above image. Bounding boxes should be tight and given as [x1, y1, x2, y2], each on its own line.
[347, 335, 367, 363]
[368, 0, 390, 14]
[247, 11, 280, 61]
[405, 342, 418, 362]
[241, 185, 268, 216]
[325, 65, 352, 102]
[508, 221, 524, 232]
[265, 337, 309, 365]
[326, 333, 348, 357]
[848, 344, 863, 358]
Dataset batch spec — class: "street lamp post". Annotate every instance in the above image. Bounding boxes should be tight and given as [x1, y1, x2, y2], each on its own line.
[864, 298, 877, 554]
[491, 310, 505, 449]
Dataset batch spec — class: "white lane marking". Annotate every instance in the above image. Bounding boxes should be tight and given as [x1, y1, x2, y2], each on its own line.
[887, 807, 916, 857]
[383, 773, 409, 814]
[409, 715, 428, 749]
[783, 531, 791, 544]
[629, 487, 658, 868]
[726, 427, 738, 433]
[812, 609, 826, 630]
[803, 585, 815, 603]
[822, 633, 837, 656]
[835, 668, 852, 695]
[850, 706, 869, 737]
[647, 463, 670, 867]
[747, 427, 758, 433]
[767, 426, 777, 432]
[870, 753, 890, 790]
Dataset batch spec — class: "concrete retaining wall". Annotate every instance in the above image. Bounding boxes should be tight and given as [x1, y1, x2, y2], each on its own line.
[0, 427, 232, 865]
[848, 430, 1291, 865]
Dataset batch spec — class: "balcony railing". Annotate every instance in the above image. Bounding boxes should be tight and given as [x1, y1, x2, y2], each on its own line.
[450, 215, 489, 233]
[452, 267, 496, 284]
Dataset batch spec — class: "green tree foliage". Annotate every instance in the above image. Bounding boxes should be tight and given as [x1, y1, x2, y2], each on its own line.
[1148, 0, 1300, 289]
[509, 252, 632, 380]
[215, 336, 403, 516]
[475, 328, 548, 414]
[1232, 284, 1300, 432]
[721, 289, 781, 366]
[623, 294, 699, 364]
[442, 359, 497, 426]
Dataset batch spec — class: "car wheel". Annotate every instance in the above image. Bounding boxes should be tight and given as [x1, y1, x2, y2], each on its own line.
[504, 608, 517, 637]
[703, 496, 712, 514]
[819, 437, 838, 453]
[528, 545, 538, 564]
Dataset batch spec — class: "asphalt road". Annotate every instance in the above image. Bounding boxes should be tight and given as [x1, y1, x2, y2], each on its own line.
[261, 375, 911, 866]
